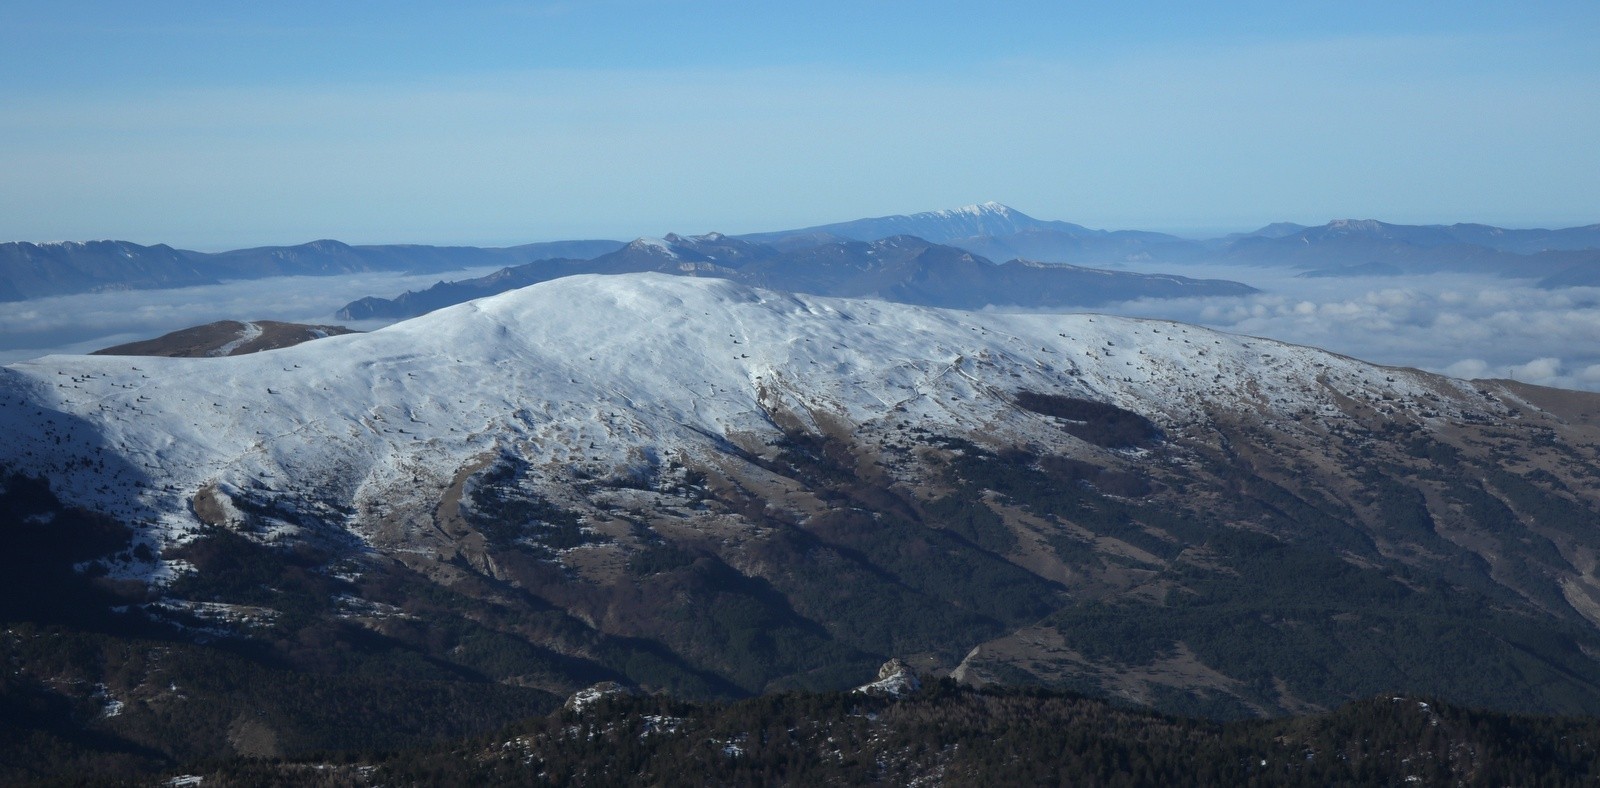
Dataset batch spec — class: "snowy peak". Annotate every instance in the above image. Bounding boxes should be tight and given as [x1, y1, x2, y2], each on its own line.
[627, 237, 680, 258]
[0, 271, 1483, 560]
[1322, 219, 1393, 236]
[600, 233, 776, 272]
[738, 202, 1091, 246]
[665, 231, 726, 244]
[932, 201, 1018, 220]
[904, 202, 1037, 238]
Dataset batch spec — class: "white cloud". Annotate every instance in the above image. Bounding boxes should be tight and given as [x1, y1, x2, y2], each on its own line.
[1509, 357, 1564, 382]
[1095, 265, 1600, 392]
[1442, 359, 1490, 379]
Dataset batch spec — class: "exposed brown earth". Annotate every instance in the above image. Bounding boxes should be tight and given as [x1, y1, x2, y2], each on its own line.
[93, 320, 356, 357]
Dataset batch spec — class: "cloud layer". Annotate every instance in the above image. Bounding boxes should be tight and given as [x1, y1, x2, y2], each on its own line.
[0, 267, 504, 364]
[1092, 265, 1600, 391]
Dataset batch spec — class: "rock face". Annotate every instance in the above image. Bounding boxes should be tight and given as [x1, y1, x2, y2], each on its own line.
[854, 660, 921, 697]
[564, 682, 634, 713]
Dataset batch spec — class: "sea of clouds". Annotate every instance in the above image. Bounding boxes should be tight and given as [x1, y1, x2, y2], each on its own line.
[0, 266, 506, 365]
[4, 265, 1599, 393]
[1091, 264, 1600, 392]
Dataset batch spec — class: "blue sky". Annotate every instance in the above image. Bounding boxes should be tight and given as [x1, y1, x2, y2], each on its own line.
[3, 1, 1597, 248]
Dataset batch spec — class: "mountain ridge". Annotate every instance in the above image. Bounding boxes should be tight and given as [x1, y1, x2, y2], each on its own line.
[336, 233, 1255, 320]
[0, 238, 625, 301]
[7, 205, 1600, 302]
[7, 274, 1600, 725]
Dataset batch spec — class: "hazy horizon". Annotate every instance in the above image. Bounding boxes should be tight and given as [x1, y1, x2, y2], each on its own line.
[3, 2, 1596, 249]
[5, 205, 1599, 253]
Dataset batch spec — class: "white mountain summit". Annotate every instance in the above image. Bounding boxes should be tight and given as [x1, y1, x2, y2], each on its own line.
[1, 273, 1488, 578]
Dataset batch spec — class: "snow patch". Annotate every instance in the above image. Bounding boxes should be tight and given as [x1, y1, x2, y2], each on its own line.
[209, 321, 263, 357]
[565, 681, 632, 713]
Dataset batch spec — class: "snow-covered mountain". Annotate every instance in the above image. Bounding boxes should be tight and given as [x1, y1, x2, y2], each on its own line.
[738, 202, 1109, 246]
[1, 273, 1447, 555]
[6, 273, 1600, 721]
[11, 207, 1600, 304]
[737, 202, 1207, 266]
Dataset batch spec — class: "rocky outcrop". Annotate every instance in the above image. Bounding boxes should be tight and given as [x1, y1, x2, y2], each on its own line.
[564, 681, 634, 713]
[853, 659, 921, 698]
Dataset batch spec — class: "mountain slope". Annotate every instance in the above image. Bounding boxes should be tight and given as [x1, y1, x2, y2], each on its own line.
[337, 258, 594, 320]
[91, 320, 357, 357]
[195, 239, 623, 280]
[0, 240, 215, 300]
[1222, 219, 1600, 277]
[5, 274, 1600, 735]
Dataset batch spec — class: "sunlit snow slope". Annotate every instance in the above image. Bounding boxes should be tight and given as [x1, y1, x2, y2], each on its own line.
[0, 273, 1484, 565]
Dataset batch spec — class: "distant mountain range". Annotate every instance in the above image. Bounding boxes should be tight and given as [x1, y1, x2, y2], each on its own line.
[337, 232, 1256, 320]
[738, 204, 1600, 274]
[737, 202, 1206, 266]
[5, 204, 1599, 304]
[1216, 219, 1600, 278]
[0, 238, 623, 301]
[741, 200, 1180, 245]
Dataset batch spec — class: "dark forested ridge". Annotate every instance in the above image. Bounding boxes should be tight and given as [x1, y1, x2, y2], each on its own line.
[133, 682, 1600, 786]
